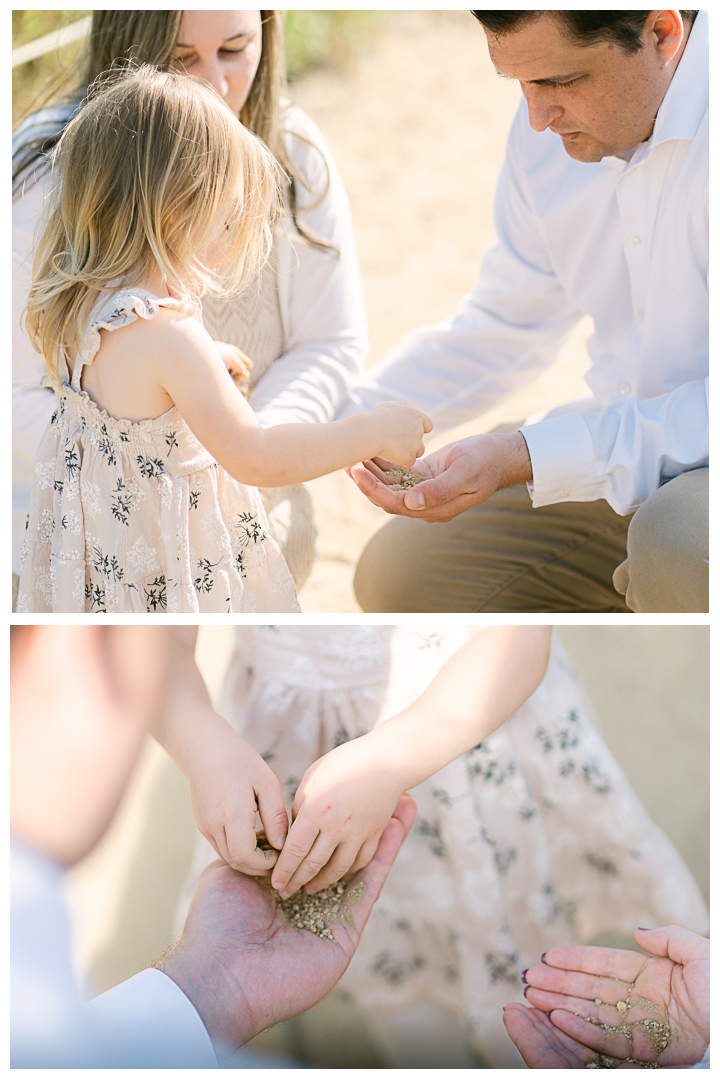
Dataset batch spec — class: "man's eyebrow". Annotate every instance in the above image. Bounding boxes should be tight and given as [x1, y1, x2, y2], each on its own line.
[175, 32, 252, 48]
[495, 69, 586, 86]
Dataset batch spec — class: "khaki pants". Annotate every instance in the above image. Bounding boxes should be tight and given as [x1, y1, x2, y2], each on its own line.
[354, 468, 708, 614]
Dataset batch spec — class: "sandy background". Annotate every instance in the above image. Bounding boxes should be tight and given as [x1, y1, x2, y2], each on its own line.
[293, 12, 593, 612]
[65, 623, 709, 1068]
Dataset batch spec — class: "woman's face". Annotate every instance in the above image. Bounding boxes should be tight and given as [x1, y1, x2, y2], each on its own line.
[174, 10, 263, 115]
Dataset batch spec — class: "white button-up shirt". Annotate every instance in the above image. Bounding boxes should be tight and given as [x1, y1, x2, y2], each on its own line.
[10, 840, 217, 1068]
[340, 12, 708, 516]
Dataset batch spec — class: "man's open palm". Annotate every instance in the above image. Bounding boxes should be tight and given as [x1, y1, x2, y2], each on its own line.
[160, 796, 416, 1060]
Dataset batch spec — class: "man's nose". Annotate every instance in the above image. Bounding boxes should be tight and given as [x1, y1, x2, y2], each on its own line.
[523, 86, 563, 132]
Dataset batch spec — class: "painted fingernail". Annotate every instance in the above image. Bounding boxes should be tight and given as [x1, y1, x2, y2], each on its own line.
[541, 953, 547, 964]
[406, 490, 425, 509]
[523, 985, 530, 999]
[521, 970, 528, 984]
[637, 927, 651, 931]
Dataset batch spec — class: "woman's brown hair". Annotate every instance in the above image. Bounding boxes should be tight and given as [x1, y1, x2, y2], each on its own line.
[14, 11, 333, 251]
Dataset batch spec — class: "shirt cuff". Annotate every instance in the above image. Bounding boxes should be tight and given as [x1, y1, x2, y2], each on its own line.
[86, 968, 218, 1068]
[520, 412, 598, 506]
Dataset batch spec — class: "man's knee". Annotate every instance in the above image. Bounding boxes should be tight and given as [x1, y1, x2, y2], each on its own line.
[614, 469, 708, 613]
[354, 519, 421, 612]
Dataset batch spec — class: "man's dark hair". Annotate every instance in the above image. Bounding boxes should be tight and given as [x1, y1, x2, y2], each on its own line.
[471, 11, 698, 55]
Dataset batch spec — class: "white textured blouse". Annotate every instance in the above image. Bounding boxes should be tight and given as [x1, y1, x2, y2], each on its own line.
[340, 12, 708, 516]
[12, 103, 369, 572]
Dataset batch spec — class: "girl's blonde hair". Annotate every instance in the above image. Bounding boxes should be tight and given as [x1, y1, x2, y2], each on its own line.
[26, 66, 282, 388]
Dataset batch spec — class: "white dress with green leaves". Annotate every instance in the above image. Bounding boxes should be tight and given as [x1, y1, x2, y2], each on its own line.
[17, 290, 300, 613]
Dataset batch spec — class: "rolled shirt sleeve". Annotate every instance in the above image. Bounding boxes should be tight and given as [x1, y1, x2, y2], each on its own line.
[522, 377, 708, 515]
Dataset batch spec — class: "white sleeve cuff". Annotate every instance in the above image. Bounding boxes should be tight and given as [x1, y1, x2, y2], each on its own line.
[86, 968, 218, 1068]
[520, 412, 598, 507]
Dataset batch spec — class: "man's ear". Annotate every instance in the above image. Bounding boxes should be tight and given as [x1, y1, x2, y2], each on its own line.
[647, 10, 685, 63]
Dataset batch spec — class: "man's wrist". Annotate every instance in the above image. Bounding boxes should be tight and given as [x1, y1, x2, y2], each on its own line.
[158, 941, 253, 1060]
[495, 431, 533, 488]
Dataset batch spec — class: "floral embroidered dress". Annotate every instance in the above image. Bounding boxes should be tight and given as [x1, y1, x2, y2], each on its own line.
[17, 290, 300, 613]
[176, 626, 708, 1067]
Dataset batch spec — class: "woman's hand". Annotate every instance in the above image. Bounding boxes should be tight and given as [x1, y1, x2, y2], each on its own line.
[214, 340, 253, 386]
[369, 401, 433, 468]
[514, 925, 710, 1068]
[188, 718, 288, 876]
[270, 734, 406, 898]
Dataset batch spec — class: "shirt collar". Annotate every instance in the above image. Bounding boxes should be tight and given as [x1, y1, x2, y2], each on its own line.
[601, 10, 708, 168]
[651, 9, 708, 144]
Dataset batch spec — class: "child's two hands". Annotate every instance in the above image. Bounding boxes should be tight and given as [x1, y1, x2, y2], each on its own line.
[370, 401, 433, 468]
[189, 723, 288, 876]
[270, 735, 406, 898]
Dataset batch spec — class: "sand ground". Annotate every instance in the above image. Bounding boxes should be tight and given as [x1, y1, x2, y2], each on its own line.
[293, 11, 593, 612]
[65, 624, 709, 1068]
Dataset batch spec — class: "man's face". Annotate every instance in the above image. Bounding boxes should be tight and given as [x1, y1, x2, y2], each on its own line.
[486, 12, 683, 162]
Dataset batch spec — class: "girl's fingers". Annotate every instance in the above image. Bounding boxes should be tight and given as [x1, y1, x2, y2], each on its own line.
[304, 841, 359, 895]
[255, 781, 288, 852]
[346, 836, 380, 876]
[271, 817, 320, 893]
[224, 820, 277, 875]
[278, 833, 340, 898]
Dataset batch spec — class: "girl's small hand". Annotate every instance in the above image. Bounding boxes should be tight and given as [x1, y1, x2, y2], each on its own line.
[370, 401, 433, 467]
[214, 340, 253, 384]
[270, 735, 405, 898]
[189, 721, 288, 876]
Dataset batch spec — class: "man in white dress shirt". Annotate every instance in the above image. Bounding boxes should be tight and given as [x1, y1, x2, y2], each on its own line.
[346, 10, 707, 614]
[10, 626, 415, 1068]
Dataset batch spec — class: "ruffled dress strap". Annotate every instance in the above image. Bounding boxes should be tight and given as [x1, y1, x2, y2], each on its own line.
[70, 288, 200, 392]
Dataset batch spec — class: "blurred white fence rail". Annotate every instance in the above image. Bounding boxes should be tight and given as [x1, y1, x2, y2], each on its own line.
[12, 16, 91, 68]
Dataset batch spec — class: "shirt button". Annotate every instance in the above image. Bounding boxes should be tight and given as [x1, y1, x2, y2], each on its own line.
[629, 235, 641, 247]
[619, 383, 631, 395]
[558, 489, 569, 498]
[638, 310, 645, 320]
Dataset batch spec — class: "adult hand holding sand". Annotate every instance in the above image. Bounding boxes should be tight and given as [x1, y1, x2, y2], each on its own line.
[349, 431, 532, 522]
[504, 926, 710, 1069]
[157, 795, 417, 1061]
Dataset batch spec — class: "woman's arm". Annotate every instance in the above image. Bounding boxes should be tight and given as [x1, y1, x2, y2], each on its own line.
[272, 626, 552, 896]
[245, 106, 370, 427]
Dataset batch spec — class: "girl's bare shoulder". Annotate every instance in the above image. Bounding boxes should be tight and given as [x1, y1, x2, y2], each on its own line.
[97, 301, 217, 368]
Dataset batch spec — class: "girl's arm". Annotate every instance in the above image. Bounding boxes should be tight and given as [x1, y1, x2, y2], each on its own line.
[271, 625, 552, 897]
[151, 313, 431, 485]
[150, 628, 288, 875]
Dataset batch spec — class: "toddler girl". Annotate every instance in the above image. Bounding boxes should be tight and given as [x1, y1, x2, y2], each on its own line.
[17, 67, 429, 613]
